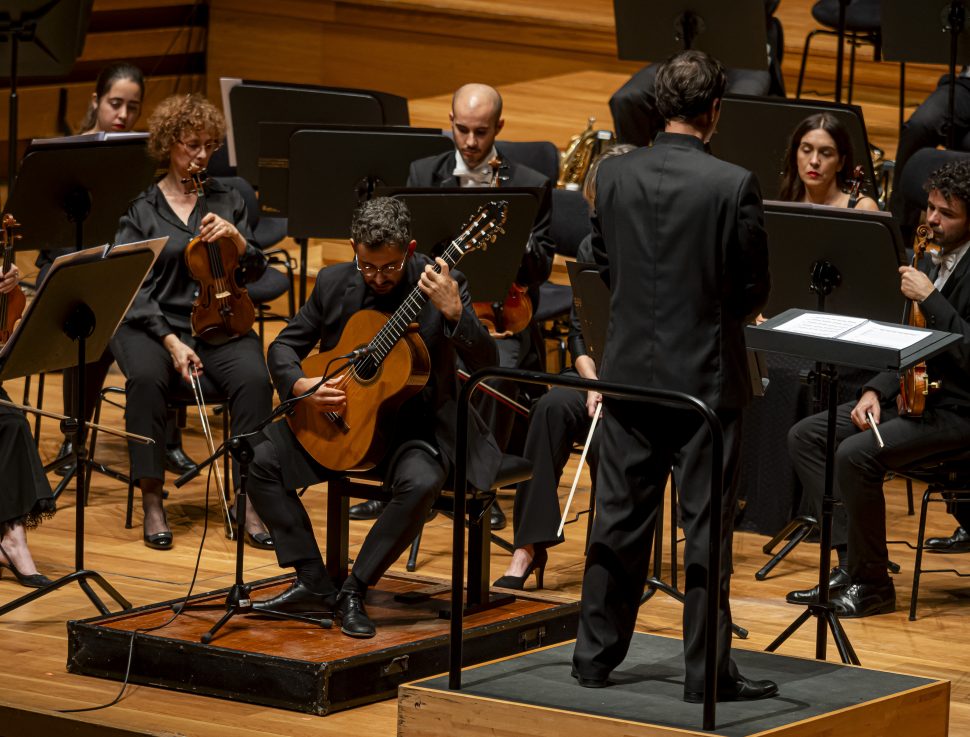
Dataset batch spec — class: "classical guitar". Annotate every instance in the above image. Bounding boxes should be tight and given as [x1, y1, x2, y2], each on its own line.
[288, 200, 508, 472]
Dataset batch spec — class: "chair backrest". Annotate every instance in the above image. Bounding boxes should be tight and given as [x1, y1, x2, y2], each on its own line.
[550, 188, 591, 258]
[900, 149, 970, 216]
[216, 176, 260, 232]
[496, 140, 559, 183]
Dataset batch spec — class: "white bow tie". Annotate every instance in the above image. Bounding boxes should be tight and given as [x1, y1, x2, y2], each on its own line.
[453, 168, 492, 185]
[930, 249, 958, 269]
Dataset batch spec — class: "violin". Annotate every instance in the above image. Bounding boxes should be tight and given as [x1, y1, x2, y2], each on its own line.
[0, 214, 26, 345]
[845, 164, 865, 207]
[898, 224, 941, 417]
[182, 165, 255, 346]
[472, 155, 534, 338]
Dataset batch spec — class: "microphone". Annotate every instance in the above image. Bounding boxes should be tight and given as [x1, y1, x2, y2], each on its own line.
[340, 346, 372, 362]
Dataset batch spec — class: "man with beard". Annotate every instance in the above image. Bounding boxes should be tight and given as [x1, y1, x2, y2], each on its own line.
[787, 159, 970, 617]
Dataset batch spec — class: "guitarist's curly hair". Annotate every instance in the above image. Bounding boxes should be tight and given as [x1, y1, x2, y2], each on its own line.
[351, 197, 412, 249]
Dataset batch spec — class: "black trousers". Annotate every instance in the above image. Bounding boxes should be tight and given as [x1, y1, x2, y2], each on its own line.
[788, 399, 970, 583]
[610, 65, 770, 148]
[891, 76, 970, 242]
[247, 438, 446, 592]
[512, 383, 600, 549]
[110, 324, 273, 486]
[573, 401, 743, 692]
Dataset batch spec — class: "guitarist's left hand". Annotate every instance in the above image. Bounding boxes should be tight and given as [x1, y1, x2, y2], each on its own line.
[419, 258, 462, 323]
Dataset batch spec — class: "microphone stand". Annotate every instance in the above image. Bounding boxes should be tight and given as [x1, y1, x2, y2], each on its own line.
[169, 353, 363, 643]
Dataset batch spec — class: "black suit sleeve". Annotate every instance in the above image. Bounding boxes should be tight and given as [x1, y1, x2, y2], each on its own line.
[267, 274, 329, 401]
[733, 172, 771, 322]
[445, 270, 499, 372]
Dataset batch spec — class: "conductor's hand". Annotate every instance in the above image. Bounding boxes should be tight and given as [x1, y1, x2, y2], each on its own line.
[293, 375, 347, 414]
[850, 390, 881, 431]
[0, 264, 21, 293]
[199, 213, 245, 254]
[899, 265, 935, 302]
[163, 335, 204, 383]
[418, 258, 462, 323]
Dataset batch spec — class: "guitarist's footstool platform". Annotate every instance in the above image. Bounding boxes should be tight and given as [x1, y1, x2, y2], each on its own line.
[68, 572, 579, 715]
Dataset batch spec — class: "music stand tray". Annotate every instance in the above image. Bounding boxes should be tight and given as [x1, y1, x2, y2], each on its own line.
[613, 0, 768, 68]
[377, 187, 540, 304]
[0, 237, 166, 619]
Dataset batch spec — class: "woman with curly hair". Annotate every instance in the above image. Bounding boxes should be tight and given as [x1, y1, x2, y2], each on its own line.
[778, 113, 879, 211]
[111, 93, 274, 550]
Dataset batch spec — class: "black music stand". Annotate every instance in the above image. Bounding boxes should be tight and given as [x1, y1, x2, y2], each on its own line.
[0, 237, 165, 618]
[3, 133, 156, 495]
[376, 187, 540, 303]
[752, 202, 905, 579]
[882, 2, 970, 149]
[0, 0, 92, 193]
[747, 308, 961, 664]
[283, 127, 452, 305]
[222, 79, 409, 186]
[711, 96, 877, 202]
[613, 0, 768, 68]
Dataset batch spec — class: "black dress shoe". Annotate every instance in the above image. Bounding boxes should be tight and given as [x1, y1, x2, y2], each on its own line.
[490, 502, 507, 531]
[252, 581, 336, 615]
[348, 499, 385, 520]
[684, 674, 779, 703]
[54, 439, 75, 477]
[785, 566, 850, 604]
[925, 526, 970, 554]
[165, 445, 197, 475]
[335, 590, 376, 638]
[143, 529, 173, 550]
[570, 667, 611, 688]
[831, 581, 895, 618]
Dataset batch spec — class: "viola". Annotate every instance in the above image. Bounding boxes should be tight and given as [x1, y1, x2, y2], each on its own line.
[0, 214, 26, 345]
[898, 224, 941, 417]
[182, 165, 255, 346]
[472, 155, 534, 338]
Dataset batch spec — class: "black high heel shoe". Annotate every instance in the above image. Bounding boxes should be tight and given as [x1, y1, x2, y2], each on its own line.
[0, 559, 52, 588]
[143, 509, 173, 550]
[229, 502, 275, 550]
[492, 547, 548, 590]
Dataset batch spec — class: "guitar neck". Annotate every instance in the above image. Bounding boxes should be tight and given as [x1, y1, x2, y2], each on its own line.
[366, 240, 466, 363]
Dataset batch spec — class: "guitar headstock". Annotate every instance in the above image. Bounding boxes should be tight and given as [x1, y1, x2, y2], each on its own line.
[455, 200, 508, 254]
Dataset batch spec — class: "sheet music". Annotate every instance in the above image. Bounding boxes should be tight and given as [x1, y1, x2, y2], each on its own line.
[839, 322, 929, 350]
[773, 312, 866, 338]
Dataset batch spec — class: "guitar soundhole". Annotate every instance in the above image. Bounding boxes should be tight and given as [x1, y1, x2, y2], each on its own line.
[354, 354, 380, 383]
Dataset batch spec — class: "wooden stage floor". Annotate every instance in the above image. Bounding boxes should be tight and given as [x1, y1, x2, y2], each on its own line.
[2, 0, 968, 735]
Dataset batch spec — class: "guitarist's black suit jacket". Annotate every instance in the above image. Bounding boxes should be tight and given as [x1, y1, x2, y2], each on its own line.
[406, 151, 555, 301]
[264, 253, 502, 492]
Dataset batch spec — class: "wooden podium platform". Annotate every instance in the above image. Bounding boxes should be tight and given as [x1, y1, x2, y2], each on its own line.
[399, 634, 950, 737]
[66, 573, 579, 716]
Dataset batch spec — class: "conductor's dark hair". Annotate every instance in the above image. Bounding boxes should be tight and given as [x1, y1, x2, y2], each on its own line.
[925, 159, 970, 211]
[778, 113, 855, 202]
[351, 197, 412, 249]
[654, 50, 726, 123]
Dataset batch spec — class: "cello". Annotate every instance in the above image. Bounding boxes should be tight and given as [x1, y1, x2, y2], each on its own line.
[288, 201, 508, 472]
[0, 214, 26, 345]
[182, 164, 256, 345]
[898, 224, 941, 417]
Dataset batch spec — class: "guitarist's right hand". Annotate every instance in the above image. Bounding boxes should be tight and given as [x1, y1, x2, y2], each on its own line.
[293, 375, 347, 414]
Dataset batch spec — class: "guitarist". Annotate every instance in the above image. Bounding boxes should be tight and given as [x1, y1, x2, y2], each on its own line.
[249, 197, 501, 638]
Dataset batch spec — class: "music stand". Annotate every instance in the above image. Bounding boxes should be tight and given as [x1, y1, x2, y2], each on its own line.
[882, 2, 970, 149]
[0, 237, 165, 618]
[711, 96, 877, 202]
[284, 127, 453, 305]
[376, 187, 540, 303]
[3, 133, 156, 494]
[613, 0, 768, 69]
[0, 0, 92, 192]
[223, 80, 409, 186]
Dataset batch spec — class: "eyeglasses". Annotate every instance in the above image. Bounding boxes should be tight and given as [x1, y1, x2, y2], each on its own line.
[355, 254, 407, 277]
[178, 139, 221, 155]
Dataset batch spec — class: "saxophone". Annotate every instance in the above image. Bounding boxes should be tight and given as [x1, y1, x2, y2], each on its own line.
[558, 118, 615, 190]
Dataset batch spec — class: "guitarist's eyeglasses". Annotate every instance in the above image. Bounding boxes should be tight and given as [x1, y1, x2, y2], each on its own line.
[355, 254, 408, 277]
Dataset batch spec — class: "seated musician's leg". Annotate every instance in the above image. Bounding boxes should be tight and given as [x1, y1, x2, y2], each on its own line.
[111, 324, 175, 549]
[249, 438, 338, 614]
[496, 386, 590, 588]
[337, 446, 446, 638]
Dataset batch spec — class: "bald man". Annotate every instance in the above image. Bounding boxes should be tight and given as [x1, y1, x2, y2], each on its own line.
[343, 84, 556, 524]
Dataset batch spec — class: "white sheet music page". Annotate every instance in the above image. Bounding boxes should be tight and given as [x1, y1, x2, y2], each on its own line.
[839, 322, 929, 350]
[773, 312, 867, 338]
